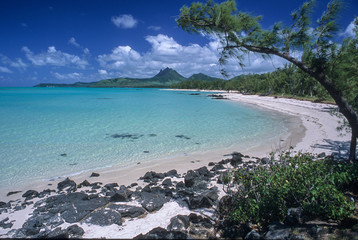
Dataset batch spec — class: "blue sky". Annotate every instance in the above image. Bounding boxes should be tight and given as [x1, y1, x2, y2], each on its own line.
[0, 0, 357, 86]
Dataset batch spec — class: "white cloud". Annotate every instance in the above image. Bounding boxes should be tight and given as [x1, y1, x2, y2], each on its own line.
[53, 72, 82, 80]
[340, 19, 356, 37]
[68, 37, 80, 48]
[98, 69, 108, 75]
[22, 46, 89, 69]
[147, 25, 161, 31]
[68, 37, 90, 55]
[0, 66, 12, 73]
[97, 34, 288, 79]
[111, 14, 138, 29]
[0, 54, 27, 70]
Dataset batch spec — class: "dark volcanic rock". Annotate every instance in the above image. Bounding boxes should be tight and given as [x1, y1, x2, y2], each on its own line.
[245, 230, 262, 240]
[33, 192, 109, 224]
[0, 217, 13, 229]
[108, 204, 146, 218]
[210, 163, 226, 172]
[78, 180, 91, 188]
[167, 215, 190, 232]
[141, 171, 166, 183]
[264, 222, 292, 240]
[186, 189, 219, 209]
[162, 178, 173, 187]
[165, 169, 178, 177]
[90, 172, 100, 177]
[83, 208, 122, 226]
[57, 177, 77, 193]
[285, 207, 303, 226]
[6, 191, 22, 196]
[133, 227, 189, 239]
[22, 190, 39, 200]
[184, 170, 200, 187]
[66, 224, 85, 237]
[140, 191, 169, 212]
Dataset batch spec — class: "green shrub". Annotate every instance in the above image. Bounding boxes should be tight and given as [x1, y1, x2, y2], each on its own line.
[225, 152, 356, 226]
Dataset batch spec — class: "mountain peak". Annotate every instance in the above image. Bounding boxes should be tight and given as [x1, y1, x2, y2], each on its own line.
[153, 67, 186, 82]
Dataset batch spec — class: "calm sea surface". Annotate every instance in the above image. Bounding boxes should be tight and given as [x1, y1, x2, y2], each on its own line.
[0, 88, 290, 188]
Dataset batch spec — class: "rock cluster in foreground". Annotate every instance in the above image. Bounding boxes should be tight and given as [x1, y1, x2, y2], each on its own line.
[1, 152, 357, 239]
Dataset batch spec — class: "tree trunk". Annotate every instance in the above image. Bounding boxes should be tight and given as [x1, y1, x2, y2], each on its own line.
[350, 129, 357, 162]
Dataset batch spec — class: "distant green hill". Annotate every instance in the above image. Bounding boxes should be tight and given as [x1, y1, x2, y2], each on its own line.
[188, 73, 222, 82]
[34, 67, 193, 88]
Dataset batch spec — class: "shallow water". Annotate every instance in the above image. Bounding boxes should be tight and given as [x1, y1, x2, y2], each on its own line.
[0, 88, 290, 188]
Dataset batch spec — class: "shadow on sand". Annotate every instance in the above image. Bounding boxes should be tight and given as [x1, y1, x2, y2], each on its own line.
[312, 139, 357, 159]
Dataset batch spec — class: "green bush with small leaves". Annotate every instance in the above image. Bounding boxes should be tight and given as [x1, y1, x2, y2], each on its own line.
[224, 152, 357, 226]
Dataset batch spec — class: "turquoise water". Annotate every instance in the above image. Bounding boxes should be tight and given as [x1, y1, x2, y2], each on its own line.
[0, 88, 289, 188]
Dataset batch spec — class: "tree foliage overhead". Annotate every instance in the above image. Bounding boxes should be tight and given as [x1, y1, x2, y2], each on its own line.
[177, 0, 358, 160]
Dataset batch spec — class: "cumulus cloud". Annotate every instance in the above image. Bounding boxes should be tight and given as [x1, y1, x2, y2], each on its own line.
[97, 33, 288, 79]
[22, 46, 89, 69]
[340, 19, 356, 37]
[0, 54, 27, 70]
[53, 72, 82, 80]
[111, 14, 138, 29]
[98, 69, 108, 75]
[0, 66, 12, 73]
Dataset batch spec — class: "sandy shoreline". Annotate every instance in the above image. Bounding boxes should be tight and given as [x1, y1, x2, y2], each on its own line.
[0, 91, 350, 200]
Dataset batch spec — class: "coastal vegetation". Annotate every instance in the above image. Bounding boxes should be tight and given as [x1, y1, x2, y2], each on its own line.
[177, 0, 358, 161]
[219, 151, 357, 231]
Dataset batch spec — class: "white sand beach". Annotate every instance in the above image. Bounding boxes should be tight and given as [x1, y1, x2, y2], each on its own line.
[0, 92, 352, 238]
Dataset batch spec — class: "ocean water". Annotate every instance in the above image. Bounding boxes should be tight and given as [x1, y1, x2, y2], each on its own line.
[0, 88, 290, 188]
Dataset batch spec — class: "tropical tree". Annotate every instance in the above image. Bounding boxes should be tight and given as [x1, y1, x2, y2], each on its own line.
[177, 0, 358, 160]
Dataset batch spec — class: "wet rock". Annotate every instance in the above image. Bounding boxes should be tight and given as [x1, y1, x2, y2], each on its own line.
[22, 190, 39, 200]
[167, 215, 190, 231]
[57, 177, 77, 193]
[108, 204, 146, 218]
[83, 208, 122, 226]
[133, 227, 189, 239]
[6, 190, 22, 197]
[90, 172, 100, 177]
